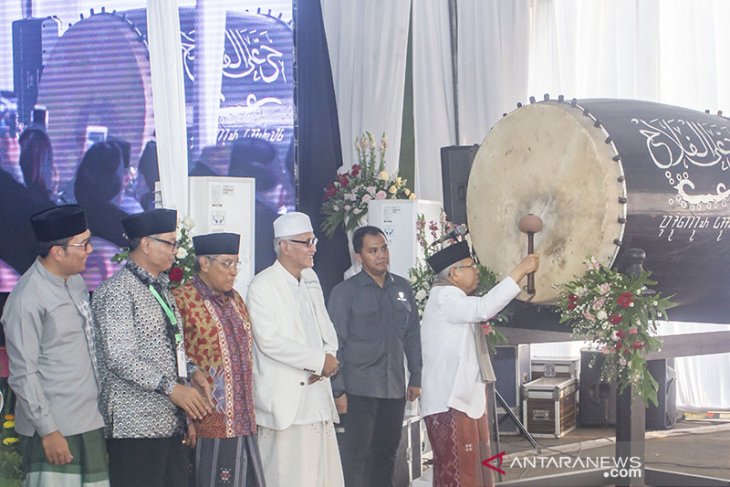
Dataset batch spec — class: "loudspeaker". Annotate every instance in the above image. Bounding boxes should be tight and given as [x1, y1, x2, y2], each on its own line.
[492, 344, 530, 434]
[12, 17, 60, 125]
[646, 358, 677, 430]
[440, 145, 479, 224]
[579, 350, 617, 426]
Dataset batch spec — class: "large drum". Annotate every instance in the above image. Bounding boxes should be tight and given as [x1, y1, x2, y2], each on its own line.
[467, 98, 730, 323]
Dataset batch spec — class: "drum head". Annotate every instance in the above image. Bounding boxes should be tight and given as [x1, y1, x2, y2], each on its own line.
[467, 102, 626, 304]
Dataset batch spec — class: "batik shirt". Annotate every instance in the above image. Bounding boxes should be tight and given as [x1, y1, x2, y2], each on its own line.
[173, 276, 256, 438]
[92, 261, 195, 438]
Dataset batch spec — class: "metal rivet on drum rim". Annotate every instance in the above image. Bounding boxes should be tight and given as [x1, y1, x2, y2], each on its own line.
[614, 239, 623, 246]
[618, 196, 627, 204]
[517, 102, 523, 108]
[617, 176, 625, 182]
[594, 120, 602, 128]
[529, 96, 536, 103]
[558, 95, 565, 102]
[612, 155, 621, 162]
[618, 217, 626, 224]
[571, 98, 577, 107]
[605, 136, 612, 144]
[544, 94, 550, 101]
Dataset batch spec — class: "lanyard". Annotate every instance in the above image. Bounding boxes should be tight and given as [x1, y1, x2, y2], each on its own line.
[148, 284, 183, 346]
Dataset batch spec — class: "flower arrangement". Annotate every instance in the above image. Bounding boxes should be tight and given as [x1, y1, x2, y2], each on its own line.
[112, 216, 196, 288]
[558, 257, 674, 406]
[321, 132, 415, 238]
[0, 380, 22, 483]
[408, 213, 509, 348]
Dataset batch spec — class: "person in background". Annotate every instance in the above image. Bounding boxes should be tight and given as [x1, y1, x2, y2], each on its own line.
[327, 225, 421, 487]
[18, 128, 59, 204]
[420, 241, 539, 487]
[173, 232, 266, 486]
[246, 212, 343, 486]
[92, 208, 213, 487]
[1, 205, 109, 486]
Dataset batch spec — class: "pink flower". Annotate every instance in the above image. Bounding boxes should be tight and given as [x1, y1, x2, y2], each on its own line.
[631, 341, 644, 349]
[375, 190, 387, 200]
[583, 310, 595, 322]
[628, 327, 638, 335]
[361, 194, 372, 203]
[480, 322, 494, 335]
[592, 297, 605, 310]
[598, 283, 611, 295]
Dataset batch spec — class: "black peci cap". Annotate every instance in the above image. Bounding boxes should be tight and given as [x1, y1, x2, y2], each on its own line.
[193, 232, 240, 256]
[426, 240, 472, 274]
[30, 204, 88, 242]
[122, 208, 177, 240]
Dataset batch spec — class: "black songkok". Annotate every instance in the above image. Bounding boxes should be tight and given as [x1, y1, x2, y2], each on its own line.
[30, 205, 88, 242]
[193, 232, 240, 256]
[427, 240, 472, 274]
[122, 208, 177, 240]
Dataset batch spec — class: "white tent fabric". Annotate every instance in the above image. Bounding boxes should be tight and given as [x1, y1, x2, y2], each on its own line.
[146, 0, 189, 214]
[321, 0, 411, 173]
[411, 0, 455, 203]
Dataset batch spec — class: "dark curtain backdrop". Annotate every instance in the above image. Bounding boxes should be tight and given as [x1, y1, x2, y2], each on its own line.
[295, 0, 349, 298]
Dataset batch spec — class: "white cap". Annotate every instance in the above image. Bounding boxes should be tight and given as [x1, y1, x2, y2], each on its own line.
[274, 211, 314, 238]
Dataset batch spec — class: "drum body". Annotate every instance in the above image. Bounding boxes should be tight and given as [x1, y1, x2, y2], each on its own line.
[467, 99, 730, 323]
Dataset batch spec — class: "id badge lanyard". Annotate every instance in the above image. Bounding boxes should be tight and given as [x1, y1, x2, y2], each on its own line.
[148, 285, 188, 381]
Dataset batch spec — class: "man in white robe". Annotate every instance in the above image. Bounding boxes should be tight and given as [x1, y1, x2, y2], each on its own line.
[247, 212, 343, 486]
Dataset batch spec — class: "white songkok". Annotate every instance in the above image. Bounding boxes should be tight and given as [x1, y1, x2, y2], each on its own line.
[273, 211, 314, 238]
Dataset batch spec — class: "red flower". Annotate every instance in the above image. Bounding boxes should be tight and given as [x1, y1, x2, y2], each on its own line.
[350, 164, 361, 177]
[615, 330, 625, 339]
[617, 291, 634, 308]
[169, 267, 184, 283]
[568, 294, 578, 302]
[323, 184, 337, 200]
[338, 174, 350, 187]
[615, 341, 623, 351]
[609, 313, 623, 325]
[631, 341, 644, 349]
[567, 301, 577, 310]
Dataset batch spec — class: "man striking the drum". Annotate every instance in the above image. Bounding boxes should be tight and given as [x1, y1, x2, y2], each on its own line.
[420, 240, 539, 486]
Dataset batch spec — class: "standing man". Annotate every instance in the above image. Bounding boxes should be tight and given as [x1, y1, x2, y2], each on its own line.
[1, 205, 109, 486]
[92, 208, 213, 487]
[246, 212, 343, 486]
[421, 241, 539, 487]
[173, 232, 266, 486]
[327, 225, 421, 487]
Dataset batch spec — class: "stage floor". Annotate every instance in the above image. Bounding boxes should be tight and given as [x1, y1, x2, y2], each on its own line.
[414, 412, 730, 486]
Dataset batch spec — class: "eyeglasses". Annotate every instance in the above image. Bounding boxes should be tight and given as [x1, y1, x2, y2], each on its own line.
[65, 240, 93, 252]
[289, 237, 318, 248]
[454, 263, 478, 270]
[208, 257, 242, 272]
[149, 237, 179, 249]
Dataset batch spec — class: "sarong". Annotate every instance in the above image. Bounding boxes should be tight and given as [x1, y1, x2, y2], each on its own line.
[424, 409, 493, 487]
[20, 427, 109, 487]
[195, 435, 266, 487]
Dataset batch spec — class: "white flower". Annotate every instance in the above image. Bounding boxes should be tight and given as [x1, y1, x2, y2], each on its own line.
[415, 289, 427, 301]
[409, 275, 417, 284]
[176, 247, 188, 259]
[378, 170, 390, 181]
[183, 216, 195, 229]
[619, 357, 627, 366]
[176, 229, 183, 240]
[596, 310, 608, 321]
[610, 330, 620, 342]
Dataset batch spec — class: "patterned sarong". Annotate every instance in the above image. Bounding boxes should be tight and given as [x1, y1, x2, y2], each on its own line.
[195, 435, 266, 487]
[424, 409, 494, 487]
[20, 427, 109, 487]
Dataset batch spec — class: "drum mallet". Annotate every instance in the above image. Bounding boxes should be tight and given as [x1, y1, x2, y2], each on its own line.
[518, 214, 543, 295]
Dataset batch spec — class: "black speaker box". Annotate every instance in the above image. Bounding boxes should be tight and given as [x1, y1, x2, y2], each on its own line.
[492, 344, 531, 434]
[12, 17, 60, 125]
[579, 350, 617, 426]
[646, 358, 677, 430]
[440, 145, 479, 224]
